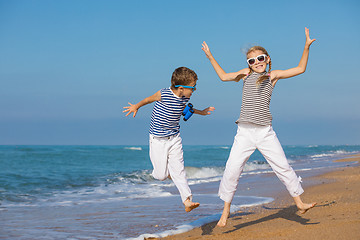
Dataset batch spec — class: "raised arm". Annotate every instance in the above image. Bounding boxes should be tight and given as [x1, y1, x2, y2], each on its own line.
[271, 27, 316, 83]
[202, 41, 249, 82]
[123, 91, 161, 117]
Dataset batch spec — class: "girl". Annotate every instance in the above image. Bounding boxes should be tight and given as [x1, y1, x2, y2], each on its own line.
[202, 27, 317, 227]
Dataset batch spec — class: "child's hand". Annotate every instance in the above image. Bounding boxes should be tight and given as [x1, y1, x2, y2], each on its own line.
[305, 27, 316, 48]
[201, 41, 213, 59]
[198, 107, 215, 116]
[123, 102, 139, 117]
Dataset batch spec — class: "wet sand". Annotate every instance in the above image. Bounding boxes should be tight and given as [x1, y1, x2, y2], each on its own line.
[160, 154, 360, 240]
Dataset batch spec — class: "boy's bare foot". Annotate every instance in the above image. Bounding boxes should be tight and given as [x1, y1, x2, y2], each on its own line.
[217, 201, 231, 227]
[184, 201, 200, 212]
[298, 202, 317, 214]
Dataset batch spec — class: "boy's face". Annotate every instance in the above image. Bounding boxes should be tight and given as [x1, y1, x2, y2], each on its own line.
[181, 80, 197, 98]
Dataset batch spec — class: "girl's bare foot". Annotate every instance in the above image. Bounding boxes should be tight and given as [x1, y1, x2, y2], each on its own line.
[217, 201, 231, 227]
[184, 199, 200, 212]
[217, 212, 230, 227]
[298, 202, 317, 214]
[293, 196, 316, 214]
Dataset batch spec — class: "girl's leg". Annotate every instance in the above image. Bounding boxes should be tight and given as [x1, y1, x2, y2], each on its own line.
[167, 134, 199, 212]
[218, 124, 256, 226]
[257, 126, 316, 212]
[217, 201, 231, 227]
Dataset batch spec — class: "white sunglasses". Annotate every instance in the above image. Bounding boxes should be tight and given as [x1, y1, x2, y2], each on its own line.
[247, 54, 267, 66]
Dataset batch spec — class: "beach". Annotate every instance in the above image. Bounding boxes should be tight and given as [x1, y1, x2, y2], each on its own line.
[162, 154, 360, 240]
[1, 146, 360, 239]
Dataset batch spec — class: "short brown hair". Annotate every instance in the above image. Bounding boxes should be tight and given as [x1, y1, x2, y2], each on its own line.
[171, 67, 198, 89]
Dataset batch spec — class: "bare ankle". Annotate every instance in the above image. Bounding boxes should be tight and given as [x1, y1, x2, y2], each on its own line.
[217, 201, 231, 227]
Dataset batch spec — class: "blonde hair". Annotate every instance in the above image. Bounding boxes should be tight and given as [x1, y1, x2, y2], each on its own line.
[234, 46, 272, 87]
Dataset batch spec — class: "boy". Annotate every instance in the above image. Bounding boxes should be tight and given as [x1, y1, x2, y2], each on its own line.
[123, 67, 214, 212]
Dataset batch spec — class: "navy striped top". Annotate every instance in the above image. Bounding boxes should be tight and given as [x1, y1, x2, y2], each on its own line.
[149, 88, 189, 137]
[236, 72, 274, 126]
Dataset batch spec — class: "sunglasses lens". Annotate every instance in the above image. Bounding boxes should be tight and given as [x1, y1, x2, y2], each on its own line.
[257, 55, 265, 62]
[248, 58, 255, 65]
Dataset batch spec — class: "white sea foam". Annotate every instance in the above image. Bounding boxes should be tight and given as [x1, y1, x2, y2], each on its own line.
[311, 153, 335, 158]
[230, 196, 274, 211]
[10, 149, 355, 209]
[243, 161, 270, 172]
[0, 160, 284, 209]
[151, 163, 273, 186]
[185, 166, 224, 179]
[287, 159, 296, 164]
[310, 150, 353, 159]
[220, 146, 230, 149]
[129, 196, 274, 240]
[124, 147, 143, 151]
[307, 145, 318, 148]
[3, 180, 174, 208]
[188, 176, 223, 185]
[186, 162, 270, 181]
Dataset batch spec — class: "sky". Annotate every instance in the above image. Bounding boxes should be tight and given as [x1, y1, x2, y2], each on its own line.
[0, 0, 359, 145]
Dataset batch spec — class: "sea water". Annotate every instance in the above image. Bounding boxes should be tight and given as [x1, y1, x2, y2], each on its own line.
[0, 145, 359, 239]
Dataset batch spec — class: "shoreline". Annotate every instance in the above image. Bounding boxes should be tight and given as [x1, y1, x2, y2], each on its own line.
[158, 154, 360, 240]
[2, 147, 359, 239]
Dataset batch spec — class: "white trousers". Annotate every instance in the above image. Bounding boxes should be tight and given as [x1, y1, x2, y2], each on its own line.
[149, 133, 192, 203]
[219, 123, 304, 203]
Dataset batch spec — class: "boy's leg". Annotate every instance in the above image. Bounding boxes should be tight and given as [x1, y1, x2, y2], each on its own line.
[218, 124, 256, 203]
[150, 134, 199, 211]
[167, 134, 199, 212]
[167, 134, 192, 203]
[149, 134, 170, 181]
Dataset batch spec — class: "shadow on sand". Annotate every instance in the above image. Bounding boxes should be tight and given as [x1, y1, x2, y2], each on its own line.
[200, 204, 323, 236]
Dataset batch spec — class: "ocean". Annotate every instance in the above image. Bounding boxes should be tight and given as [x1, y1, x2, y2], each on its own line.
[1, 145, 359, 239]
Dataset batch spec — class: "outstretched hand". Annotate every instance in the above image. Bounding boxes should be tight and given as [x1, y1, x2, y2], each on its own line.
[198, 106, 215, 116]
[305, 27, 316, 47]
[123, 102, 138, 117]
[201, 41, 212, 59]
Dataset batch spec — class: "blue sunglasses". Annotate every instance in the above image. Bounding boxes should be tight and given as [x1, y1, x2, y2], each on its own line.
[175, 84, 197, 91]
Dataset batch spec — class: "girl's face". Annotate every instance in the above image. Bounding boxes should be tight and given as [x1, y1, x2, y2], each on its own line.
[247, 50, 269, 73]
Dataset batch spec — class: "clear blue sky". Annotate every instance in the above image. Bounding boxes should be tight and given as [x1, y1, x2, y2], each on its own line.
[1, 0, 359, 145]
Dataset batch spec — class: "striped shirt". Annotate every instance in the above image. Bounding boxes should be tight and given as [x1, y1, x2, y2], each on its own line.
[236, 72, 274, 126]
[149, 88, 189, 137]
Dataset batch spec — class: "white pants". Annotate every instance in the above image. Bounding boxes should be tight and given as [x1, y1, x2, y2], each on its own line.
[219, 123, 304, 203]
[149, 133, 192, 203]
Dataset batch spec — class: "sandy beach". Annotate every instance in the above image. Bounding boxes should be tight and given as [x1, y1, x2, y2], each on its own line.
[160, 154, 360, 240]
